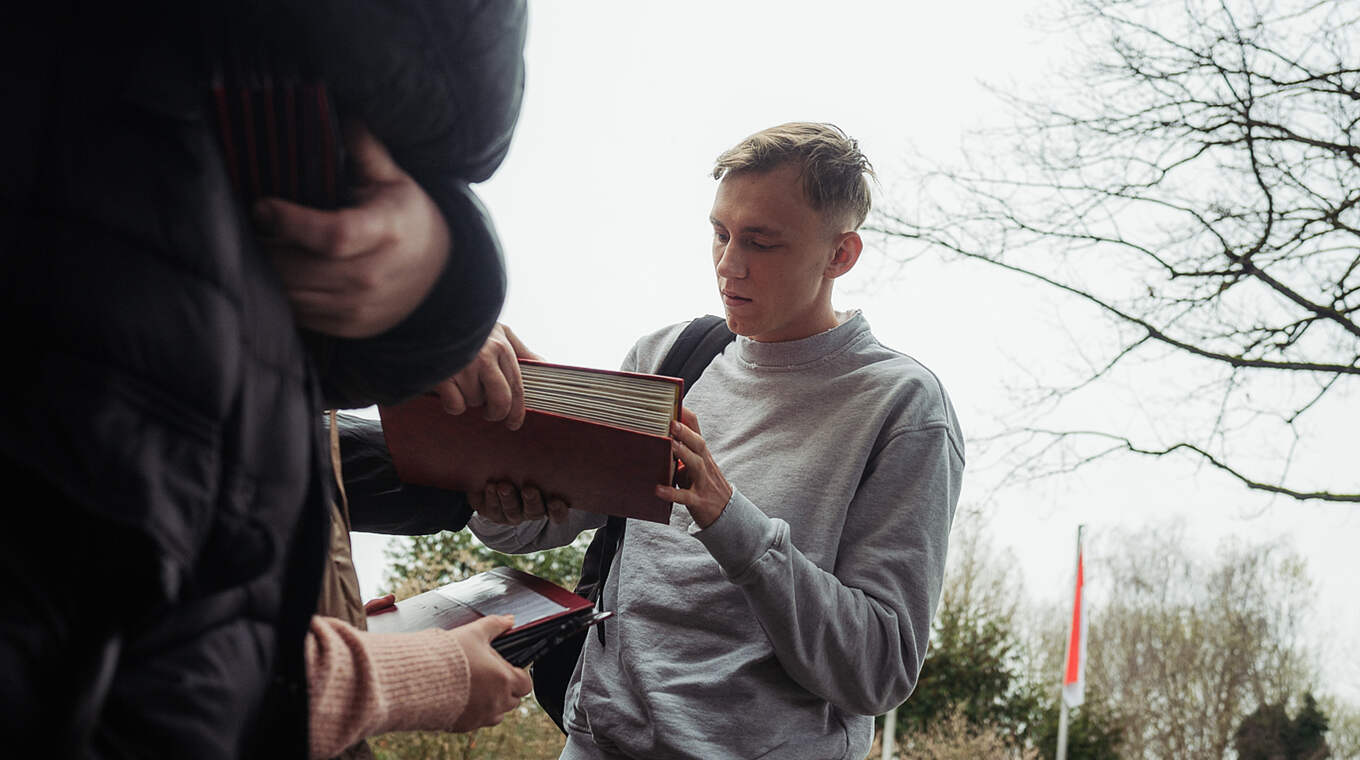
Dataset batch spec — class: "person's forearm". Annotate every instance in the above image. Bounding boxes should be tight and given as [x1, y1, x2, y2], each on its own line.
[334, 413, 473, 535]
[305, 617, 470, 759]
[692, 429, 961, 715]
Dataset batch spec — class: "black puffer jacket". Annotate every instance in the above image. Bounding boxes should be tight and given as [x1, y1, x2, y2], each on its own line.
[0, 1, 524, 757]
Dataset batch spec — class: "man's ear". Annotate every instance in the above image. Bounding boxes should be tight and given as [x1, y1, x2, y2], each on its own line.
[825, 231, 863, 279]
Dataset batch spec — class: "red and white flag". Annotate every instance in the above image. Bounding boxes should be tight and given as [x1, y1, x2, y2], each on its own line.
[1061, 526, 1086, 708]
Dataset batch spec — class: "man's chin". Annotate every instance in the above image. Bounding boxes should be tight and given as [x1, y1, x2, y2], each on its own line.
[721, 312, 757, 337]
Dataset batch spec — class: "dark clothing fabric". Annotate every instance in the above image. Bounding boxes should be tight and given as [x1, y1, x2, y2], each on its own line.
[335, 414, 473, 537]
[0, 1, 524, 757]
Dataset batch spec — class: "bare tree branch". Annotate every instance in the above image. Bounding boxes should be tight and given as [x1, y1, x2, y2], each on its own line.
[1009, 428, 1359, 503]
[874, 0, 1360, 504]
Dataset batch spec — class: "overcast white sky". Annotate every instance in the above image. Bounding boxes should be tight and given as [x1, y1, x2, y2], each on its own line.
[352, 1, 1360, 703]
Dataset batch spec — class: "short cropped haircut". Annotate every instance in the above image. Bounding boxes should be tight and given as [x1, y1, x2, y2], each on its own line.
[712, 122, 875, 230]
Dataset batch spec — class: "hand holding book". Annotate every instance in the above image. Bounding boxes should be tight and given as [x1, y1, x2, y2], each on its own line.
[656, 407, 733, 529]
[471, 481, 571, 525]
[379, 354, 684, 523]
[433, 323, 540, 431]
[444, 614, 534, 730]
[367, 567, 612, 668]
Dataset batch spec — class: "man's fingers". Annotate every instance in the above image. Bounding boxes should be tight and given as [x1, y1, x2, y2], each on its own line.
[491, 340, 526, 429]
[497, 482, 524, 523]
[278, 288, 379, 339]
[265, 246, 338, 294]
[255, 197, 391, 259]
[546, 497, 570, 525]
[255, 198, 337, 254]
[670, 419, 706, 455]
[521, 485, 546, 520]
[480, 482, 504, 522]
[437, 379, 469, 415]
[453, 370, 487, 410]
[344, 121, 403, 184]
[478, 355, 515, 423]
[267, 243, 393, 296]
[656, 483, 684, 504]
[679, 407, 701, 434]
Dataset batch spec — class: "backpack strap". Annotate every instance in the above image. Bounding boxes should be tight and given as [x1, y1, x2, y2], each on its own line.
[586, 316, 735, 638]
[657, 314, 736, 386]
[533, 316, 737, 733]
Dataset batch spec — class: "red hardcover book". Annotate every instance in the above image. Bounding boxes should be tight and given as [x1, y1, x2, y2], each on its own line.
[377, 360, 682, 524]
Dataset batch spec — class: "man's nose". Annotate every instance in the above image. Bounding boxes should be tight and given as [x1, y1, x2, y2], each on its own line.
[715, 242, 746, 278]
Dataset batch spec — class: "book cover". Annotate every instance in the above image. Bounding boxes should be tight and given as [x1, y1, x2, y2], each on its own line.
[208, 36, 345, 211]
[367, 567, 611, 667]
[378, 361, 682, 524]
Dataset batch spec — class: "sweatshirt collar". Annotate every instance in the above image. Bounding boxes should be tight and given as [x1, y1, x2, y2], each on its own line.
[735, 310, 867, 368]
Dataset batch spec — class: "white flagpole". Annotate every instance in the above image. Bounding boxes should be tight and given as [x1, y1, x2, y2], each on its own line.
[881, 705, 897, 760]
[1056, 524, 1085, 760]
[1056, 700, 1070, 760]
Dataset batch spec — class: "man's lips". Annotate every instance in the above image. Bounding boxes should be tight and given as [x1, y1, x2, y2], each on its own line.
[721, 290, 752, 306]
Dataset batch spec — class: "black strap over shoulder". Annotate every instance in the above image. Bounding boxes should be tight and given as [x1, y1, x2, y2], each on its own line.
[584, 315, 734, 611]
[658, 314, 737, 386]
[582, 315, 734, 613]
[531, 315, 735, 733]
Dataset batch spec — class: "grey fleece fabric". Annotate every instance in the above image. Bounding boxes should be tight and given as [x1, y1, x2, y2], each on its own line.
[469, 312, 964, 760]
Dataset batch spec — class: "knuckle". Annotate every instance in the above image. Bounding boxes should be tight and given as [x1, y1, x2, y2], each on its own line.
[326, 221, 354, 255]
[352, 265, 382, 293]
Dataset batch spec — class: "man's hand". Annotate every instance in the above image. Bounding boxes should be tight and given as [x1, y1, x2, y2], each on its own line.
[447, 614, 533, 732]
[656, 408, 732, 529]
[255, 122, 450, 339]
[470, 481, 570, 525]
[436, 324, 540, 430]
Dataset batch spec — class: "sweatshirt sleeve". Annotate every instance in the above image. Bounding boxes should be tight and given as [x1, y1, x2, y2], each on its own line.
[467, 509, 606, 554]
[305, 616, 471, 759]
[691, 424, 962, 715]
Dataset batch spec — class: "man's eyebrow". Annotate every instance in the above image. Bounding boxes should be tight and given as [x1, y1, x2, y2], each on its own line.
[740, 225, 782, 236]
[709, 217, 782, 236]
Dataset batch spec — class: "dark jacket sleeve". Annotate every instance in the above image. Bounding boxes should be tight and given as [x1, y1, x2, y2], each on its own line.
[287, 0, 527, 408]
[334, 413, 473, 535]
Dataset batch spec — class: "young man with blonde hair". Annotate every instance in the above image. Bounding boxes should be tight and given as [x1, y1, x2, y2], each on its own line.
[471, 122, 964, 759]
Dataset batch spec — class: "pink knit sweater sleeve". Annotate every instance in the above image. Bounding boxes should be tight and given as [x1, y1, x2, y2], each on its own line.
[305, 616, 471, 759]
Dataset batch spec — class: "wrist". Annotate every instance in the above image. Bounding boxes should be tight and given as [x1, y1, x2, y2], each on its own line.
[690, 484, 732, 529]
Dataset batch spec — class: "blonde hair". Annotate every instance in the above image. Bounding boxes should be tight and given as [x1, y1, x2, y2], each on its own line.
[712, 122, 875, 230]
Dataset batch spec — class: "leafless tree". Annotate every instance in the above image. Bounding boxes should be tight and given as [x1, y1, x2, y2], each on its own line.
[1319, 694, 1360, 760]
[1022, 525, 1317, 760]
[1093, 527, 1316, 760]
[871, 0, 1359, 502]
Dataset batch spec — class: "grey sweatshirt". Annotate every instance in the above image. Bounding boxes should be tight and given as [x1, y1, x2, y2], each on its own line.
[469, 313, 964, 759]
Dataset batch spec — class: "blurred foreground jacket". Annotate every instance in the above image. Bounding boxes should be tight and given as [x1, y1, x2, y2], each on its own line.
[0, 1, 524, 756]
